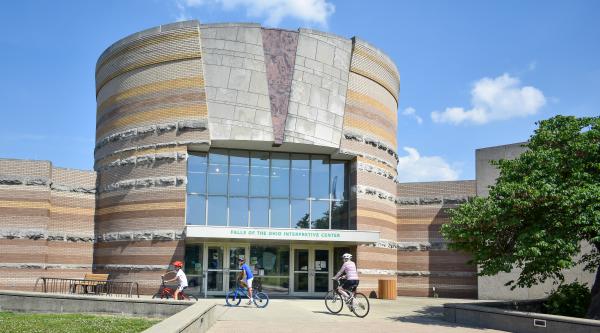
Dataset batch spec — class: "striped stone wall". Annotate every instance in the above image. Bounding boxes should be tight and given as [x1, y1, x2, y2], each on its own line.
[94, 20, 208, 293]
[339, 38, 400, 295]
[396, 180, 477, 298]
[0, 159, 95, 291]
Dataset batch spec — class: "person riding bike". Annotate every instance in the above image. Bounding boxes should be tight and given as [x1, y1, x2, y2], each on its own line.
[332, 253, 359, 301]
[163, 261, 188, 300]
[238, 257, 254, 305]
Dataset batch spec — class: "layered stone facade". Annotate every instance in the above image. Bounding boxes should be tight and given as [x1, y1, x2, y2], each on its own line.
[0, 159, 96, 291]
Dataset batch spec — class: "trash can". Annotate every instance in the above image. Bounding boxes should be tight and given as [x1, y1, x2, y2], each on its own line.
[378, 279, 397, 300]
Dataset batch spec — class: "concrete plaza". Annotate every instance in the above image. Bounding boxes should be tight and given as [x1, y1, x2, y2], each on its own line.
[208, 296, 507, 333]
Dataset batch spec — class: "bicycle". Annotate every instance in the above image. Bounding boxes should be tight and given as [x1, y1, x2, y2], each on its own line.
[324, 277, 370, 318]
[152, 274, 198, 301]
[225, 282, 269, 308]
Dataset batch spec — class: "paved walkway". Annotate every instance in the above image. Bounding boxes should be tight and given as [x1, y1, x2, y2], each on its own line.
[209, 297, 508, 333]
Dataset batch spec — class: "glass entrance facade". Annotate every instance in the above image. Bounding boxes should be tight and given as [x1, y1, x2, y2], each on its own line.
[186, 150, 350, 229]
[185, 243, 353, 296]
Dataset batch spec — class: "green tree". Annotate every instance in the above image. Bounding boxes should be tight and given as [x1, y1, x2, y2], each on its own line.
[441, 115, 600, 318]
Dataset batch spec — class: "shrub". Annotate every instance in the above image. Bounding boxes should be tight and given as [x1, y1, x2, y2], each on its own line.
[542, 282, 591, 318]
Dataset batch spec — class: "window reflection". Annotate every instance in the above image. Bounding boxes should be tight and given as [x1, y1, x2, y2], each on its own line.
[207, 196, 227, 226]
[290, 154, 309, 198]
[250, 198, 269, 227]
[270, 199, 289, 228]
[188, 154, 207, 194]
[186, 195, 205, 225]
[187, 150, 350, 230]
[208, 150, 228, 195]
[331, 201, 348, 229]
[330, 161, 347, 200]
[311, 200, 330, 229]
[250, 152, 269, 197]
[310, 156, 329, 199]
[229, 151, 249, 196]
[229, 197, 248, 227]
[270, 153, 289, 198]
[291, 200, 309, 229]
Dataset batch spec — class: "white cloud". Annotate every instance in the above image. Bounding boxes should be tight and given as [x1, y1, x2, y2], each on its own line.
[401, 107, 423, 124]
[396, 147, 459, 182]
[431, 73, 546, 125]
[176, 0, 335, 27]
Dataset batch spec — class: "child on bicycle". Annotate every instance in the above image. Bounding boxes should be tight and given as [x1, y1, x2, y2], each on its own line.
[163, 260, 188, 300]
[333, 253, 359, 301]
[238, 257, 254, 305]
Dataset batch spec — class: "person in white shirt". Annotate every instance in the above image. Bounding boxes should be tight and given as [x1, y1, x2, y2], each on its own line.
[164, 260, 188, 300]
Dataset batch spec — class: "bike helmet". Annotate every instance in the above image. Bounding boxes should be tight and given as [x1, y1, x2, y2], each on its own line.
[342, 253, 352, 259]
[172, 261, 183, 268]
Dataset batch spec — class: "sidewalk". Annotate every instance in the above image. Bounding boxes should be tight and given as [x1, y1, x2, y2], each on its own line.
[208, 296, 508, 333]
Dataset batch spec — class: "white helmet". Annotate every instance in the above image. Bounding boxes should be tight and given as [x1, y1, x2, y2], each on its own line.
[342, 253, 352, 259]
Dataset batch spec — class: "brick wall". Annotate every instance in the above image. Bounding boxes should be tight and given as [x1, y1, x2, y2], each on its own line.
[0, 159, 96, 291]
[396, 180, 477, 298]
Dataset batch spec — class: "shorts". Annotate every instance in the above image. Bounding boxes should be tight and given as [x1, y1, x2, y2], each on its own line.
[243, 277, 253, 288]
[177, 286, 188, 292]
[342, 280, 359, 292]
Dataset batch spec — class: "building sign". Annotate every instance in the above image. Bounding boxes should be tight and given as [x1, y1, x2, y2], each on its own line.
[186, 226, 379, 244]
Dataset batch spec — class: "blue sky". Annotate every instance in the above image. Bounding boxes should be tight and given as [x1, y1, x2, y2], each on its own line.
[0, 1, 598, 181]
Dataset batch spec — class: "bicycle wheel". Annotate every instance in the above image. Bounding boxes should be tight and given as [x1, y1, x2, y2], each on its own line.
[324, 290, 343, 313]
[225, 290, 241, 306]
[253, 292, 269, 308]
[152, 292, 162, 299]
[182, 293, 198, 301]
[349, 292, 370, 318]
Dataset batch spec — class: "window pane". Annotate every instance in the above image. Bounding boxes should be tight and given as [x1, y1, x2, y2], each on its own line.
[250, 198, 269, 227]
[229, 197, 248, 227]
[331, 201, 348, 229]
[270, 199, 289, 228]
[186, 194, 206, 225]
[291, 200, 309, 229]
[250, 151, 269, 197]
[229, 150, 249, 196]
[207, 196, 227, 226]
[310, 156, 329, 199]
[270, 153, 289, 198]
[330, 161, 347, 200]
[208, 150, 228, 195]
[188, 154, 207, 194]
[311, 200, 330, 229]
[290, 154, 309, 198]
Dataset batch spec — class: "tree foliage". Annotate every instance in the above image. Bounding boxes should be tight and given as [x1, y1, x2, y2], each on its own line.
[441, 115, 600, 316]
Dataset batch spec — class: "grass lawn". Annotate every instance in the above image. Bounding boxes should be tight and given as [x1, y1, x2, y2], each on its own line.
[0, 311, 161, 333]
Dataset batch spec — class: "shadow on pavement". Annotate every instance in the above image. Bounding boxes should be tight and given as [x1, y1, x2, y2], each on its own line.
[312, 310, 355, 318]
[386, 306, 477, 329]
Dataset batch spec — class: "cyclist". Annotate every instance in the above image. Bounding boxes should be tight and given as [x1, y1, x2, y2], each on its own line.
[238, 257, 254, 305]
[332, 253, 359, 301]
[163, 261, 188, 300]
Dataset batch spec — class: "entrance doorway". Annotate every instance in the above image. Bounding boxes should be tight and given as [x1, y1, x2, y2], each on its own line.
[204, 243, 249, 296]
[290, 246, 332, 295]
[185, 243, 337, 297]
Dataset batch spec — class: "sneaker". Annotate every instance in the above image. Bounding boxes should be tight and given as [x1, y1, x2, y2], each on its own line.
[246, 300, 252, 305]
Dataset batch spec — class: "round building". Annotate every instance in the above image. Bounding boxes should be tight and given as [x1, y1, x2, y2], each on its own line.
[94, 20, 400, 296]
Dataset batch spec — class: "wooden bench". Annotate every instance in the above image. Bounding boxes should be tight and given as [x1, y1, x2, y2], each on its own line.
[71, 273, 110, 294]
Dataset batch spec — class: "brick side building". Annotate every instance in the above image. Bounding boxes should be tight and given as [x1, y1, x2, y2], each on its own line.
[0, 159, 95, 290]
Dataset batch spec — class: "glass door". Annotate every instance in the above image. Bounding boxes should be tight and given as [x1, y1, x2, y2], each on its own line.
[291, 247, 331, 295]
[227, 246, 248, 290]
[203, 244, 248, 295]
[293, 249, 309, 293]
[205, 246, 224, 294]
[313, 249, 330, 293]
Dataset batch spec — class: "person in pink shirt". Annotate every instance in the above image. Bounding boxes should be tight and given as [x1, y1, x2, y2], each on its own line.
[333, 253, 359, 299]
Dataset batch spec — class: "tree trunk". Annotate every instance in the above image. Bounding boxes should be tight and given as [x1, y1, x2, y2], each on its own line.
[586, 244, 600, 319]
